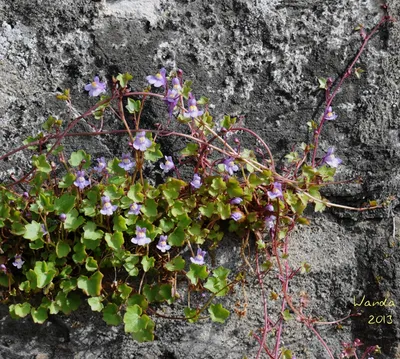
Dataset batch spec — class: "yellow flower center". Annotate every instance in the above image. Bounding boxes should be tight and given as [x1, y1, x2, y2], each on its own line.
[327, 111, 333, 117]
[91, 82, 98, 88]
[156, 73, 162, 79]
[139, 137, 145, 143]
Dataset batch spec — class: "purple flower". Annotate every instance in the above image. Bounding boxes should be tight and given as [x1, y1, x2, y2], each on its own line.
[146, 68, 167, 88]
[12, 255, 24, 269]
[128, 203, 142, 215]
[74, 170, 91, 190]
[132, 131, 152, 152]
[118, 153, 135, 171]
[324, 106, 338, 121]
[131, 226, 151, 246]
[41, 224, 48, 236]
[94, 157, 107, 173]
[190, 174, 202, 189]
[184, 96, 203, 118]
[84, 76, 107, 97]
[100, 196, 118, 216]
[0, 264, 6, 274]
[230, 197, 242, 205]
[22, 192, 29, 199]
[231, 210, 243, 221]
[160, 156, 175, 173]
[190, 248, 207, 265]
[267, 182, 283, 200]
[265, 215, 276, 229]
[156, 235, 171, 253]
[321, 147, 342, 168]
[59, 213, 67, 222]
[172, 77, 182, 92]
[223, 157, 239, 176]
[164, 89, 180, 116]
[265, 204, 274, 212]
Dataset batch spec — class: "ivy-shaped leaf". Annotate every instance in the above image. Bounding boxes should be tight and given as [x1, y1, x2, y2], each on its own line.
[208, 303, 230, 323]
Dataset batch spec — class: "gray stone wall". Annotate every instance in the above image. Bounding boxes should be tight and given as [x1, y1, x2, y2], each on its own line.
[0, 0, 400, 358]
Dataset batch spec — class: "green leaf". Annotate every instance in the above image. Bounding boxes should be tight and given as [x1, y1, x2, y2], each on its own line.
[197, 96, 209, 105]
[182, 80, 192, 99]
[56, 241, 71, 258]
[54, 194, 76, 214]
[72, 243, 87, 263]
[13, 303, 31, 318]
[116, 72, 133, 88]
[186, 263, 209, 285]
[123, 255, 140, 276]
[209, 177, 226, 196]
[31, 306, 48, 324]
[184, 307, 199, 323]
[141, 198, 157, 218]
[64, 209, 85, 231]
[221, 115, 236, 130]
[217, 202, 231, 220]
[77, 271, 103, 296]
[32, 154, 52, 173]
[58, 173, 75, 188]
[23, 221, 42, 241]
[168, 226, 185, 246]
[113, 215, 127, 232]
[105, 232, 124, 251]
[199, 203, 215, 218]
[118, 284, 133, 300]
[85, 257, 98, 272]
[68, 150, 91, 169]
[127, 294, 148, 309]
[103, 303, 122, 326]
[55, 291, 81, 315]
[282, 309, 293, 321]
[127, 183, 144, 202]
[318, 77, 327, 90]
[104, 184, 124, 200]
[88, 296, 104, 312]
[164, 256, 185, 271]
[123, 304, 142, 332]
[208, 303, 230, 323]
[180, 143, 199, 156]
[83, 221, 104, 240]
[227, 177, 244, 197]
[141, 255, 155, 272]
[126, 98, 141, 113]
[34, 261, 57, 289]
[144, 142, 163, 162]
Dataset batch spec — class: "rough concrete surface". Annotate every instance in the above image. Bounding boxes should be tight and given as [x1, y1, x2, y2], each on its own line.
[0, 0, 400, 358]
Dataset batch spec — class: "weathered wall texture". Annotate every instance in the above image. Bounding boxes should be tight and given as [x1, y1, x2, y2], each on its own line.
[0, 0, 400, 358]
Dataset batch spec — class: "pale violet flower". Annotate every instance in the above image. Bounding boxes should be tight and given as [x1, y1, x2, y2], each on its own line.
[12, 255, 24, 269]
[146, 68, 167, 88]
[231, 210, 243, 221]
[265, 215, 276, 229]
[223, 157, 239, 176]
[190, 174, 202, 189]
[190, 248, 207, 265]
[0, 264, 6, 274]
[84, 76, 107, 97]
[74, 170, 91, 190]
[323, 106, 338, 121]
[160, 156, 175, 173]
[128, 203, 142, 215]
[118, 153, 135, 171]
[184, 95, 203, 118]
[94, 157, 107, 173]
[100, 196, 118, 216]
[156, 235, 171, 253]
[230, 197, 242, 205]
[267, 182, 283, 200]
[132, 131, 152, 152]
[131, 226, 151, 246]
[321, 147, 342, 168]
